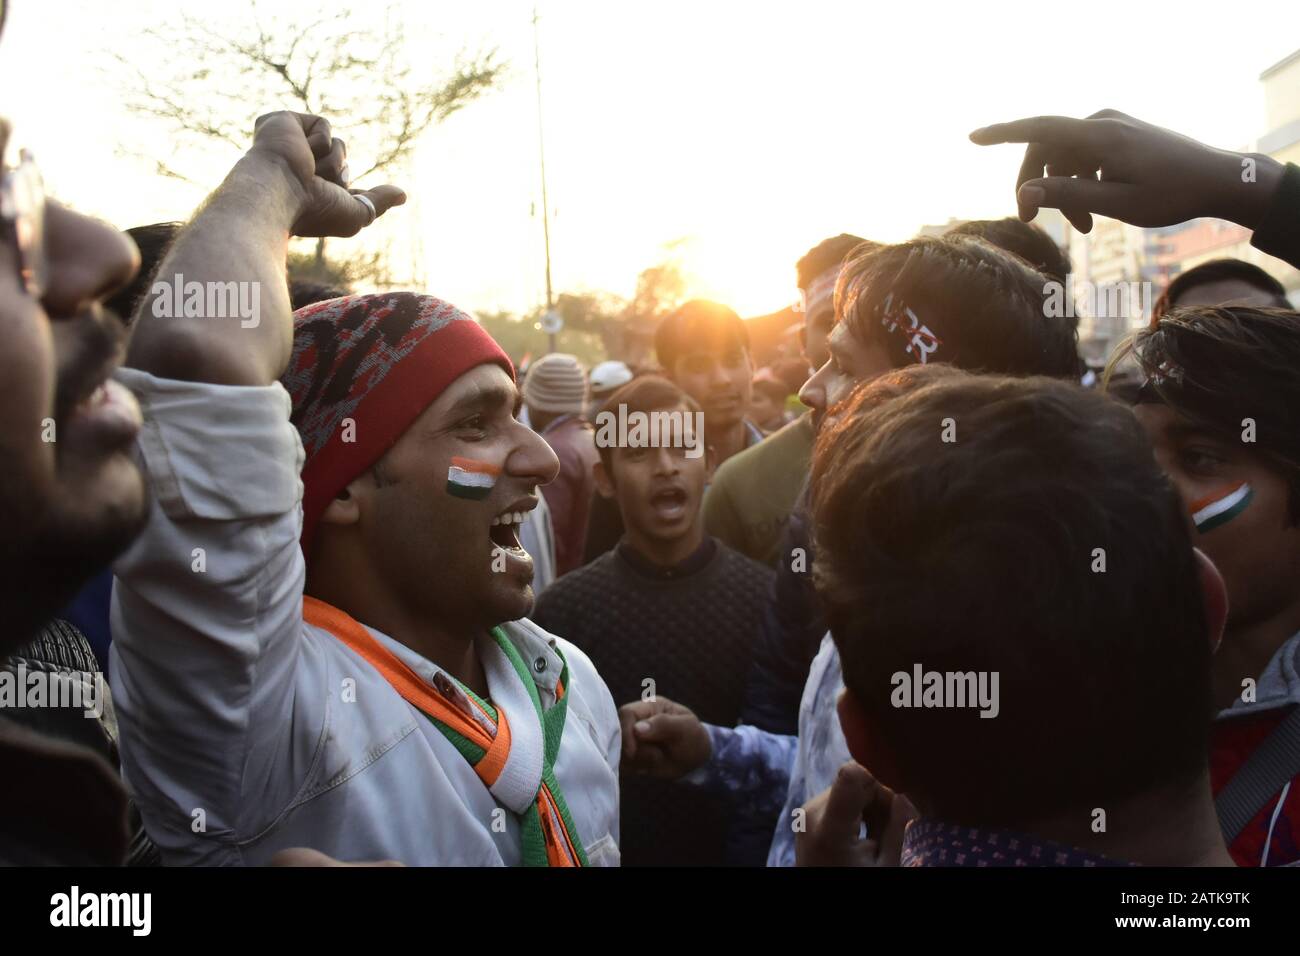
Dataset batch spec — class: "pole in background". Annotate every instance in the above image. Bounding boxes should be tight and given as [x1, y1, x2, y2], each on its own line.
[532, 6, 561, 353]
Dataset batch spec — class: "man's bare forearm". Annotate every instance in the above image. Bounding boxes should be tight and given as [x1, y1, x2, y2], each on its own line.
[126, 152, 306, 387]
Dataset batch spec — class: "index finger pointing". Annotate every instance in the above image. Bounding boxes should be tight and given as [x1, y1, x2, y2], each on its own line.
[970, 115, 1105, 150]
[1014, 141, 1046, 221]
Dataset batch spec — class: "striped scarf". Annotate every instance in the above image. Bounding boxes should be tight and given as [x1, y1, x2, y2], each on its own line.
[303, 597, 588, 866]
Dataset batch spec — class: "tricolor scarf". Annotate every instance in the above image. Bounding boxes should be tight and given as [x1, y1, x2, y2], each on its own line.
[1190, 482, 1254, 534]
[302, 597, 589, 866]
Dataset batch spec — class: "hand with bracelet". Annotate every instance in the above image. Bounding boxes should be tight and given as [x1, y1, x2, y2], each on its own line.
[127, 110, 406, 387]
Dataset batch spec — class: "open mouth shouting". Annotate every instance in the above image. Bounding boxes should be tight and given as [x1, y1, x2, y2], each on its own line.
[487, 495, 538, 579]
[648, 484, 689, 524]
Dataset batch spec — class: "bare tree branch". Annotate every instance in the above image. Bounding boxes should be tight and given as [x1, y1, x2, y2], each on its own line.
[108, 1, 506, 286]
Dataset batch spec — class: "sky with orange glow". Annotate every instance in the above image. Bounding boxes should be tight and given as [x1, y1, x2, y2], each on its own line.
[2, 0, 1299, 318]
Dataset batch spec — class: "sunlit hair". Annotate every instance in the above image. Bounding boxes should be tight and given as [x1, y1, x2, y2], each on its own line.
[1106, 305, 1300, 522]
[834, 235, 1080, 379]
[811, 368, 1210, 826]
[653, 299, 748, 371]
[796, 233, 872, 290]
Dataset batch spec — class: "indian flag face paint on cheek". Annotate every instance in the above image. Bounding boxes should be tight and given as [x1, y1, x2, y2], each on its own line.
[1190, 481, 1254, 534]
[447, 457, 500, 501]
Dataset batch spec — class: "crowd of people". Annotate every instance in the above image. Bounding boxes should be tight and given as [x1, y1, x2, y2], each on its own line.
[3, 1, 1300, 868]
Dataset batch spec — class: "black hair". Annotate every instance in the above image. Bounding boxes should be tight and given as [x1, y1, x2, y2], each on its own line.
[104, 222, 183, 325]
[946, 218, 1072, 284]
[796, 234, 869, 290]
[1112, 305, 1300, 523]
[812, 368, 1211, 827]
[1152, 258, 1289, 322]
[836, 235, 1080, 379]
[653, 299, 749, 372]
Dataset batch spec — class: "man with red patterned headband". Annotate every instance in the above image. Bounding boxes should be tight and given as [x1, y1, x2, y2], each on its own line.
[110, 111, 620, 866]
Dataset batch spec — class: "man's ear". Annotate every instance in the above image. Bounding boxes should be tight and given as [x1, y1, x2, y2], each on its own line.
[319, 478, 366, 527]
[593, 459, 616, 500]
[837, 689, 906, 794]
[1194, 547, 1229, 653]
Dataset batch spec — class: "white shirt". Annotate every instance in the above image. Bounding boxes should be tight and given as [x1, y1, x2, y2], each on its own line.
[768, 633, 852, 866]
[517, 491, 557, 596]
[109, 369, 621, 866]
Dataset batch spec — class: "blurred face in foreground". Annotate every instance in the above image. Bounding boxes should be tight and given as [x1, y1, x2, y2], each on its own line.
[0, 117, 143, 647]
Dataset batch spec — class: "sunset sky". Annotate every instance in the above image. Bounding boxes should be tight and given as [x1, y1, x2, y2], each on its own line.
[3, 0, 1299, 317]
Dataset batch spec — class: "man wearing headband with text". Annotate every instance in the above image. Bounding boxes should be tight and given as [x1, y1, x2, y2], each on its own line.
[620, 234, 1081, 865]
[111, 111, 620, 866]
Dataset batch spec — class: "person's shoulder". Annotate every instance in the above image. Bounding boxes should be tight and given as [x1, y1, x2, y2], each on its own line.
[547, 418, 598, 464]
[715, 413, 813, 482]
[553, 415, 597, 443]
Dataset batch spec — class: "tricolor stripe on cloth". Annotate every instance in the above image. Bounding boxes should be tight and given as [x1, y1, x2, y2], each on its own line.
[447, 457, 501, 500]
[302, 596, 589, 867]
[1190, 482, 1253, 533]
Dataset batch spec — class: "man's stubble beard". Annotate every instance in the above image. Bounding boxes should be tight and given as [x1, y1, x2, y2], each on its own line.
[0, 483, 148, 656]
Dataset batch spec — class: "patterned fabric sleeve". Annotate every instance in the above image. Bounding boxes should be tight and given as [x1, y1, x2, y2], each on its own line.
[681, 722, 797, 822]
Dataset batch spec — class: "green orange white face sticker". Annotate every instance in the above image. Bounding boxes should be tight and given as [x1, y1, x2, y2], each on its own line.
[1190, 481, 1253, 534]
[446, 457, 500, 501]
